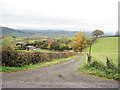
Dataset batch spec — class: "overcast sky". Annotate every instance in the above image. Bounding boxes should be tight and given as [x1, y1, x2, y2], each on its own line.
[0, 0, 119, 32]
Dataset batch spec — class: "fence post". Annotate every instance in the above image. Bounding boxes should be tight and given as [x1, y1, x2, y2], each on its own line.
[87, 41, 92, 64]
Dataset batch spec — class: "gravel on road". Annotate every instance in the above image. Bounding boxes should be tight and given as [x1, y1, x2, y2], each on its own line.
[2, 55, 118, 88]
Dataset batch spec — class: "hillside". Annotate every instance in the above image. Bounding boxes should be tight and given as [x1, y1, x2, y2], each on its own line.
[22, 29, 77, 37]
[1, 26, 115, 38]
[85, 37, 118, 65]
[78, 37, 119, 80]
[1, 27, 27, 37]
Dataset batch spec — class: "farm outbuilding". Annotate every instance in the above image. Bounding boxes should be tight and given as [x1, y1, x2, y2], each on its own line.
[15, 42, 26, 46]
[26, 46, 37, 51]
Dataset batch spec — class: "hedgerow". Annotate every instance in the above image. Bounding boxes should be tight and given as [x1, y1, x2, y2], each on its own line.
[2, 50, 75, 67]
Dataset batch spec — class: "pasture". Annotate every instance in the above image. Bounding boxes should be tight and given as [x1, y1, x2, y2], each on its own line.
[78, 37, 119, 80]
[85, 37, 118, 66]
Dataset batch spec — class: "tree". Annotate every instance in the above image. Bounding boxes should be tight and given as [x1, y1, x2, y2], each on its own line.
[34, 40, 44, 47]
[59, 35, 69, 44]
[47, 40, 53, 50]
[2, 38, 15, 50]
[72, 31, 87, 52]
[12, 36, 16, 42]
[50, 41, 60, 51]
[59, 44, 69, 51]
[92, 29, 104, 37]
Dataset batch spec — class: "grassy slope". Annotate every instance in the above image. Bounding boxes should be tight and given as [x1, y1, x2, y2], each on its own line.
[77, 37, 119, 80]
[85, 37, 118, 66]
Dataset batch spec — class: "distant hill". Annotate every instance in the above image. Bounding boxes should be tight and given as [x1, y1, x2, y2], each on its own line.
[0, 26, 115, 38]
[1, 27, 26, 37]
[22, 29, 77, 38]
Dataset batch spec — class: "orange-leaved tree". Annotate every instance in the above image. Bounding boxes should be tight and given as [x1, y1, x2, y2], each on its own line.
[71, 31, 87, 52]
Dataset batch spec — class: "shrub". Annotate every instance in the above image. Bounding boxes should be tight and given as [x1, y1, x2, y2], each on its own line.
[15, 45, 26, 50]
[2, 38, 15, 50]
[34, 40, 44, 46]
[50, 41, 60, 51]
[59, 44, 69, 51]
[2, 50, 75, 67]
[83, 60, 119, 80]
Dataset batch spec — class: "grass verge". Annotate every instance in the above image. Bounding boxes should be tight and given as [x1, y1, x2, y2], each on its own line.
[77, 53, 119, 81]
[2, 55, 77, 73]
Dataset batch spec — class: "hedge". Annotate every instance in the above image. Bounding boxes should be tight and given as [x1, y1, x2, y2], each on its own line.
[2, 50, 75, 67]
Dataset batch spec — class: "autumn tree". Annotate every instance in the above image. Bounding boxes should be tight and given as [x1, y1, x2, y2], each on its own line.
[47, 40, 53, 50]
[72, 31, 87, 52]
[92, 29, 104, 37]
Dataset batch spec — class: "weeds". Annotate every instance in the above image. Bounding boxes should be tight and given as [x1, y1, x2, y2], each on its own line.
[78, 56, 119, 81]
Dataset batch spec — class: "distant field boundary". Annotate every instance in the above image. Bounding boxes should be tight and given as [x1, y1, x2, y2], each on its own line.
[101, 36, 120, 37]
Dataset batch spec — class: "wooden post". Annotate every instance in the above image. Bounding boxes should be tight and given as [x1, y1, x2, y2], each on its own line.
[88, 39, 92, 64]
[89, 44, 91, 57]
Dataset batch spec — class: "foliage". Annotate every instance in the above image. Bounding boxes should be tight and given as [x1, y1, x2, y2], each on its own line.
[59, 44, 69, 51]
[15, 45, 21, 50]
[47, 40, 53, 50]
[24, 38, 30, 43]
[2, 55, 77, 72]
[78, 59, 119, 80]
[58, 35, 72, 44]
[92, 29, 104, 37]
[50, 41, 60, 51]
[79, 37, 119, 80]
[41, 43, 48, 49]
[2, 50, 75, 67]
[12, 36, 16, 42]
[85, 38, 91, 45]
[15, 45, 26, 50]
[2, 38, 15, 50]
[72, 31, 87, 52]
[34, 40, 44, 47]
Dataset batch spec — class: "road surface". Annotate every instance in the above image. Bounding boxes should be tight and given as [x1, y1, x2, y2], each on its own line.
[2, 55, 118, 88]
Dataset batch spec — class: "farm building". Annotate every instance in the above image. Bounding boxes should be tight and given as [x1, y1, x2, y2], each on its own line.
[26, 46, 37, 51]
[15, 42, 26, 46]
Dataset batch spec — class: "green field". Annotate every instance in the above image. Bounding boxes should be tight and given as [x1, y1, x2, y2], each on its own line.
[77, 37, 119, 80]
[19, 49, 56, 52]
[85, 37, 118, 66]
[32, 49, 56, 52]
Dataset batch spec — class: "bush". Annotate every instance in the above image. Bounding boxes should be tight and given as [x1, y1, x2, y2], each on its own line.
[84, 60, 119, 80]
[15, 45, 26, 50]
[40, 43, 48, 49]
[34, 40, 44, 46]
[2, 38, 15, 50]
[2, 50, 75, 67]
[50, 41, 60, 51]
[59, 44, 69, 51]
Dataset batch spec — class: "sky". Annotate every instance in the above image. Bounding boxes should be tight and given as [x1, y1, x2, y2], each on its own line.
[0, 0, 119, 32]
